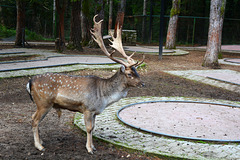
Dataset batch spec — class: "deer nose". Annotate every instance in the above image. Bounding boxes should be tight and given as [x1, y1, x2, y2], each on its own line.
[140, 82, 145, 87]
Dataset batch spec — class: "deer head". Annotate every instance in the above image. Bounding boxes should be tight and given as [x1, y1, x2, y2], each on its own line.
[90, 15, 145, 87]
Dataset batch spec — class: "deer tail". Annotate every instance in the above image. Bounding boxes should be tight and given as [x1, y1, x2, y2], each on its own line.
[26, 79, 34, 102]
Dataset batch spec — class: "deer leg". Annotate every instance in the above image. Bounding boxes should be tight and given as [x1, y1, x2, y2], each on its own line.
[32, 107, 51, 151]
[91, 114, 96, 151]
[84, 111, 96, 154]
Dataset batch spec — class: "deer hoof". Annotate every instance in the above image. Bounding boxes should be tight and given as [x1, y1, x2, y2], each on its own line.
[86, 147, 94, 154]
[92, 145, 96, 151]
[87, 149, 94, 154]
[36, 146, 45, 152]
[35, 143, 45, 151]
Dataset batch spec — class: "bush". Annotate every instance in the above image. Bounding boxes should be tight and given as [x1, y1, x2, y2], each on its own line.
[0, 25, 53, 41]
[25, 29, 45, 41]
[0, 25, 16, 39]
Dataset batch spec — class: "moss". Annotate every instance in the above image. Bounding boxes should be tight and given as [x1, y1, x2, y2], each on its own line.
[218, 52, 223, 59]
[165, 45, 176, 49]
[82, 40, 90, 47]
[66, 43, 75, 50]
[170, 0, 181, 18]
[220, 0, 226, 16]
[202, 61, 220, 69]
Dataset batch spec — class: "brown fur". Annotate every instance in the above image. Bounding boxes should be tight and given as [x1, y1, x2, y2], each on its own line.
[27, 66, 142, 153]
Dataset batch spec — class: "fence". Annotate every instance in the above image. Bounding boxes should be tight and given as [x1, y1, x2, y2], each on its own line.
[123, 15, 240, 45]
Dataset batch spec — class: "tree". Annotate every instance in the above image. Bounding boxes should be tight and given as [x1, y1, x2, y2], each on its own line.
[148, 0, 154, 43]
[81, 0, 91, 46]
[0, 5, 4, 25]
[95, 0, 105, 33]
[108, 0, 113, 31]
[218, 0, 226, 53]
[55, 0, 67, 52]
[165, 0, 180, 49]
[142, 0, 147, 42]
[68, 0, 83, 51]
[114, 0, 126, 37]
[15, 0, 26, 47]
[202, 0, 226, 68]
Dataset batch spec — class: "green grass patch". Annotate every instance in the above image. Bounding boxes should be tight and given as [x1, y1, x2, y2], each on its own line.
[25, 29, 53, 41]
[0, 25, 53, 41]
[0, 25, 16, 39]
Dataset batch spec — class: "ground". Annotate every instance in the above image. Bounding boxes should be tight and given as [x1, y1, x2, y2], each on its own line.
[0, 45, 240, 160]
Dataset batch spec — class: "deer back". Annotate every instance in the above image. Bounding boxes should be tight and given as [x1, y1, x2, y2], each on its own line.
[28, 71, 132, 115]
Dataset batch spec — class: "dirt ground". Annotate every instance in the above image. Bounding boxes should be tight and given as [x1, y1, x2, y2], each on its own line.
[0, 45, 240, 160]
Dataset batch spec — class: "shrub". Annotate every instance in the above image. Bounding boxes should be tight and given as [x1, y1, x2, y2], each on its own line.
[0, 25, 16, 39]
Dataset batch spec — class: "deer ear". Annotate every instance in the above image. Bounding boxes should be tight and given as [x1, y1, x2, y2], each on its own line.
[120, 65, 125, 73]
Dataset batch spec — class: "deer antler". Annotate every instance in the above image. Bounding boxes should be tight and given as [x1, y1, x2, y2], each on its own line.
[90, 15, 128, 66]
[90, 14, 144, 68]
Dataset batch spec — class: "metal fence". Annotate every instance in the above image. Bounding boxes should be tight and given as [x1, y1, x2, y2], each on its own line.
[123, 15, 240, 45]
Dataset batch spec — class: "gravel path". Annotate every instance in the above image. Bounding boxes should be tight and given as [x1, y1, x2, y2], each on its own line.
[165, 69, 240, 93]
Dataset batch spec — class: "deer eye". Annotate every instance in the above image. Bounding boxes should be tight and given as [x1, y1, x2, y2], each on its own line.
[127, 73, 132, 77]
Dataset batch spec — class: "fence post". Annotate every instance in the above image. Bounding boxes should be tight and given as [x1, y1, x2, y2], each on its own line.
[192, 17, 196, 46]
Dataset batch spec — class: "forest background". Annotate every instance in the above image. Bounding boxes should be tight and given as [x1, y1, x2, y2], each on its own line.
[1, 0, 240, 46]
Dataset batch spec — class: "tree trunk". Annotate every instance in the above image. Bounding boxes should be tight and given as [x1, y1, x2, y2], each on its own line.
[15, 0, 26, 47]
[142, 0, 147, 42]
[203, 0, 210, 43]
[148, 0, 154, 43]
[88, 0, 105, 48]
[114, 0, 126, 37]
[68, 0, 83, 51]
[55, 0, 67, 52]
[203, 0, 225, 68]
[95, 0, 105, 33]
[81, 0, 91, 46]
[218, 0, 226, 54]
[108, 0, 113, 31]
[0, 5, 4, 25]
[165, 0, 180, 49]
[53, 0, 56, 38]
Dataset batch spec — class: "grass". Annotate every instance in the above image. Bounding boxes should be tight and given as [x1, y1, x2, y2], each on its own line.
[0, 25, 53, 41]
[0, 25, 15, 39]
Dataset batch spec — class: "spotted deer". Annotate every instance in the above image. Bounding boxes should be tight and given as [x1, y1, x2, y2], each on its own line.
[26, 15, 144, 154]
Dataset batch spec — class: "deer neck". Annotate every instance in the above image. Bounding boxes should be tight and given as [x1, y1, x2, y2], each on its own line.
[99, 71, 128, 105]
